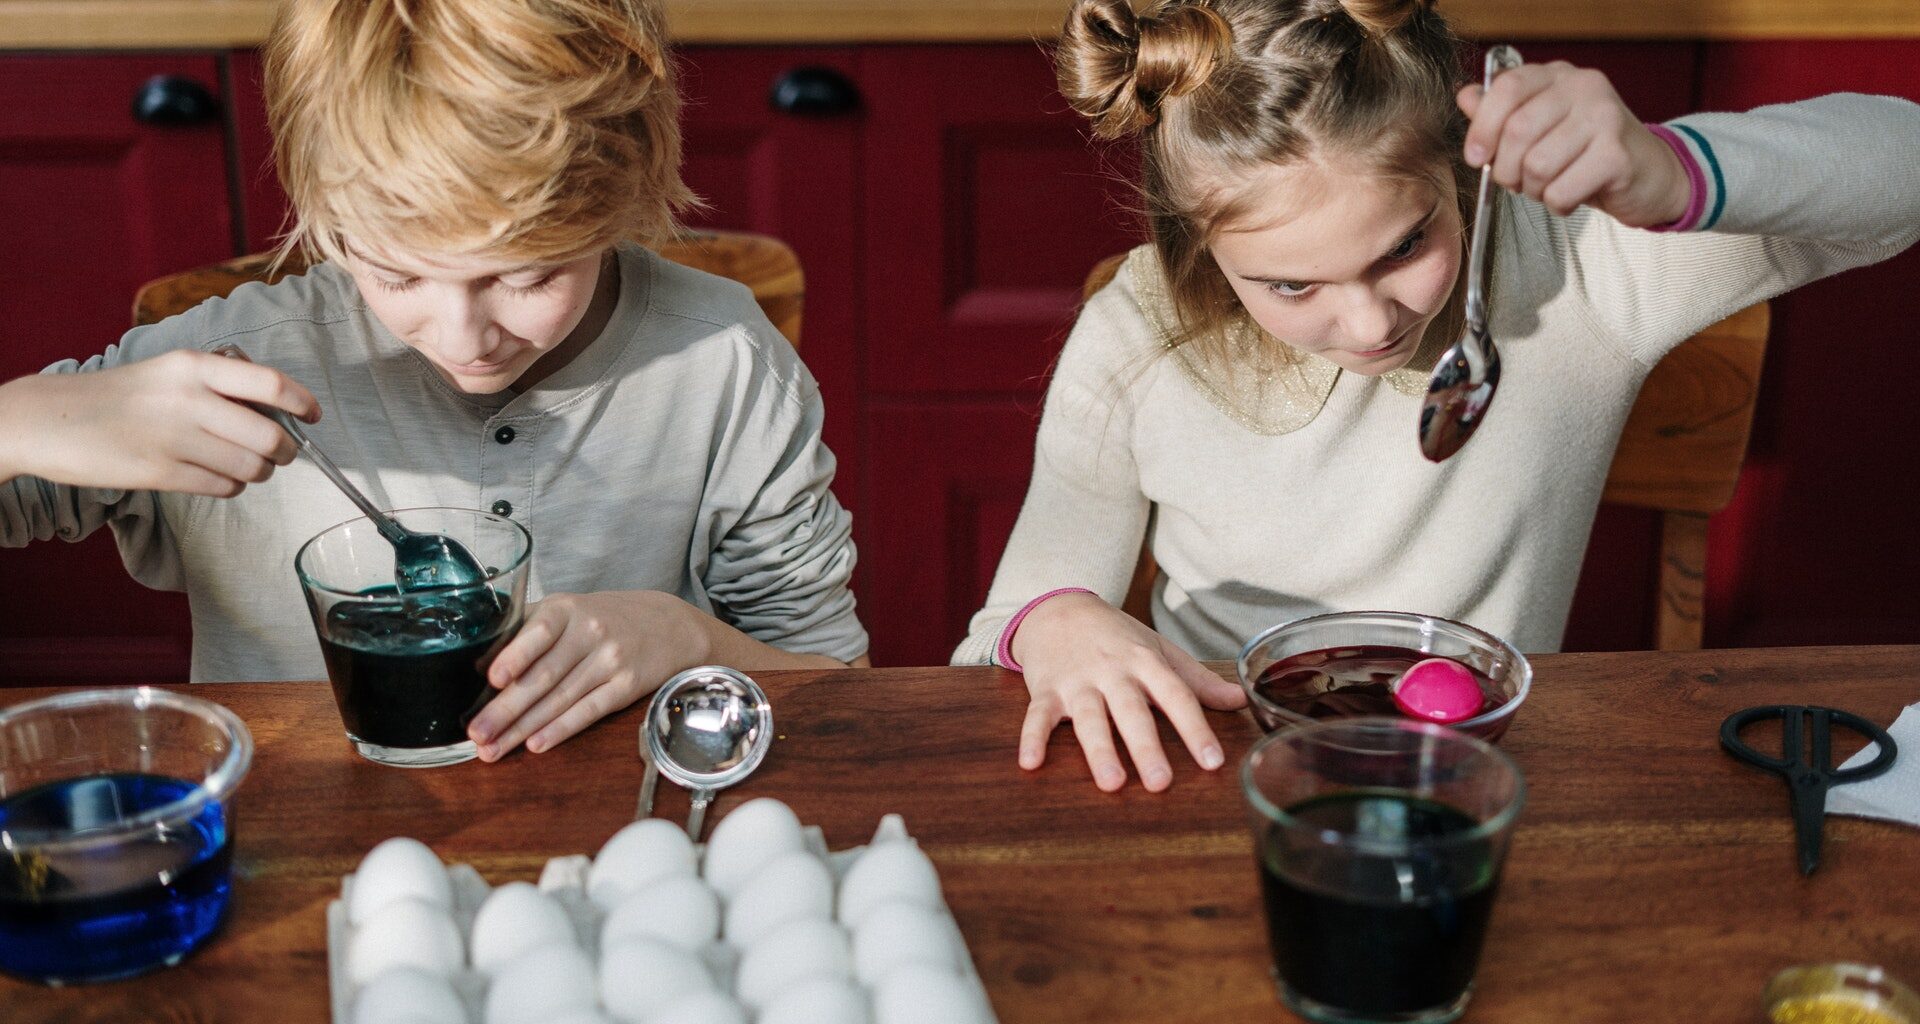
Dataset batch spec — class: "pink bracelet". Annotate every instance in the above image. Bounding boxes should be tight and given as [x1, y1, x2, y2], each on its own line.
[995, 587, 1096, 672]
[1644, 122, 1707, 233]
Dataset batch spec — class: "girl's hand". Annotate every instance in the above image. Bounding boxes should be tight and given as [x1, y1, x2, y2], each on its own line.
[1459, 61, 1691, 227]
[1010, 592, 1247, 792]
[468, 590, 701, 761]
[0, 350, 317, 496]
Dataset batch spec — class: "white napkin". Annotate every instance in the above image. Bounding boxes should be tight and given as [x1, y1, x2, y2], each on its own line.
[1829, 703, 1920, 827]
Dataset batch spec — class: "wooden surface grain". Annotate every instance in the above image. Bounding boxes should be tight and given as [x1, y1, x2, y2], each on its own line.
[4, 0, 1920, 50]
[2, 646, 1918, 1022]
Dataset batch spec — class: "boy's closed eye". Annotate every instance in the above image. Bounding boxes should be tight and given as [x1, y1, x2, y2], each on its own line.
[370, 271, 560, 296]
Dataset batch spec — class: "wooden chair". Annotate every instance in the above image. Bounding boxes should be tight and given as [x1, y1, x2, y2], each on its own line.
[1081, 253, 1770, 651]
[132, 230, 806, 349]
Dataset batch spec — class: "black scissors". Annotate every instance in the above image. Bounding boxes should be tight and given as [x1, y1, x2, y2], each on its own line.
[1719, 705, 1898, 875]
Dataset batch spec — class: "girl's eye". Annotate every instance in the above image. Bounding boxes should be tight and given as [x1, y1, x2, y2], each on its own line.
[503, 273, 558, 296]
[1266, 280, 1315, 299]
[375, 277, 419, 293]
[1386, 229, 1428, 262]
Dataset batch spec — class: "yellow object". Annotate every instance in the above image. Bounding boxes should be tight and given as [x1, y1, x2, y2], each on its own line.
[1767, 965, 1920, 1024]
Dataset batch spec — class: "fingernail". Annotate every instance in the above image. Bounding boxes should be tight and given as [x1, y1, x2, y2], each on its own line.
[476, 745, 496, 762]
[526, 735, 546, 754]
[470, 723, 493, 743]
[1097, 767, 1125, 789]
[1201, 746, 1225, 770]
[1143, 768, 1171, 790]
[1465, 143, 1487, 167]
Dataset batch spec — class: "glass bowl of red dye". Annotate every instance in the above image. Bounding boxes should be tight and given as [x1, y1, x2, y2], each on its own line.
[1236, 611, 1530, 743]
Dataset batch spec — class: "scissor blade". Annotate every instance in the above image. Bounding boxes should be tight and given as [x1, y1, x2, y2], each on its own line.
[1790, 774, 1828, 875]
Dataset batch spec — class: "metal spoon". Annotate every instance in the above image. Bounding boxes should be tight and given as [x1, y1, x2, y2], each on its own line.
[1419, 45, 1523, 463]
[214, 347, 488, 592]
[642, 666, 773, 840]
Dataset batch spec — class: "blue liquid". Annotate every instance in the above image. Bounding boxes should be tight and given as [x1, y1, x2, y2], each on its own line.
[320, 586, 511, 748]
[0, 773, 232, 984]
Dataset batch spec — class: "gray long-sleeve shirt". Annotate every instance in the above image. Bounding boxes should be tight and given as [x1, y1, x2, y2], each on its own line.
[3, 243, 868, 680]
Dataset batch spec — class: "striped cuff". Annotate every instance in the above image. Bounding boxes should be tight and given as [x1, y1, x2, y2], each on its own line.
[1644, 121, 1726, 232]
[994, 587, 1095, 672]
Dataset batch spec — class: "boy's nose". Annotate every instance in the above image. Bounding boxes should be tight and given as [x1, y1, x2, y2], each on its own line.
[431, 298, 497, 364]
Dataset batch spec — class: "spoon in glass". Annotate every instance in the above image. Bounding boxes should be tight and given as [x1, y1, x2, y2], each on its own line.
[1419, 45, 1523, 463]
[642, 666, 773, 840]
[215, 346, 489, 592]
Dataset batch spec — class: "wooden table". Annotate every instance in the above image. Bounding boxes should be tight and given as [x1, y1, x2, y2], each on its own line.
[4, 646, 1918, 1022]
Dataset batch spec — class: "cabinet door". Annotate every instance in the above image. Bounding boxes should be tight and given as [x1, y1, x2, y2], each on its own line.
[0, 55, 235, 685]
[860, 45, 1140, 396]
[677, 48, 862, 505]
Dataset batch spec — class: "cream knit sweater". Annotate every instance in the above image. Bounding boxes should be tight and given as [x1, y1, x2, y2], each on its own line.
[954, 93, 1920, 664]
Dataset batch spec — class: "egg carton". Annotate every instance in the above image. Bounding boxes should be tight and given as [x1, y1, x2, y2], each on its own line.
[327, 810, 999, 1024]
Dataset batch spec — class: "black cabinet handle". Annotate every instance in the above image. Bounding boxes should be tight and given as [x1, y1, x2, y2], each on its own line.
[769, 66, 861, 117]
[131, 75, 222, 127]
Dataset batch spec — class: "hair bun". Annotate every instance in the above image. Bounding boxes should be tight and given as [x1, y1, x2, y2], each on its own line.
[1056, 0, 1233, 140]
[1337, 0, 1431, 37]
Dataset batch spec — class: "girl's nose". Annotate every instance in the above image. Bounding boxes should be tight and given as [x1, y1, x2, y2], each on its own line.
[1341, 288, 1398, 351]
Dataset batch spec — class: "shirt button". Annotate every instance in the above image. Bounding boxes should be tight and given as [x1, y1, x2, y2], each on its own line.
[491, 500, 513, 517]
[494, 425, 516, 445]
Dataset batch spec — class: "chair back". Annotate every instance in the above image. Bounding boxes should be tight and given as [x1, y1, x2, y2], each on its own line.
[1080, 253, 1769, 650]
[133, 230, 806, 349]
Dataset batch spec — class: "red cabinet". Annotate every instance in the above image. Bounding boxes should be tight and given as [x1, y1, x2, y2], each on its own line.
[0, 55, 235, 683]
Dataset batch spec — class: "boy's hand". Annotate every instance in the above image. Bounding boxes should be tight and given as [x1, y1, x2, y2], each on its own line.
[1010, 592, 1245, 793]
[0, 350, 317, 496]
[468, 590, 703, 761]
[1459, 61, 1691, 228]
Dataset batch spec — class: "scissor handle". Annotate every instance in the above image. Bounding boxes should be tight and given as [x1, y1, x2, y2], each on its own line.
[1719, 704, 1899, 782]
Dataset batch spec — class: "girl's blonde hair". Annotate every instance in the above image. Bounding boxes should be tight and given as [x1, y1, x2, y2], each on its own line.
[265, 0, 696, 269]
[1057, 0, 1472, 367]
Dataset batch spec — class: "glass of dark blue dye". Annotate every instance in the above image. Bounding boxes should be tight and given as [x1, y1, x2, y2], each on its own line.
[297, 506, 531, 768]
[1242, 718, 1525, 1024]
[0, 687, 253, 985]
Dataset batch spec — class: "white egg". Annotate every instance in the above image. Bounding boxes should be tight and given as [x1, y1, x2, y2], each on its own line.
[649, 990, 751, 1024]
[734, 917, 853, 1011]
[470, 882, 577, 974]
[534, 1013, 615, 1024]
[723, 848, 833, 948]
[598, 936, 715, 1023]
[349, 837, 453, 926]
[350, 966, 467, 1024]
[587, 819, 699, 910]
[835, 842, 942, 929]
[601, 875, 720, 952]
[852, 901, 963, 987]
[758, 977, 873, 1024]
[872, 964, 992, 1024]
[701, 797, 805, 896]
[347, 896, 464, 985]
[483, 943, 596, 1024]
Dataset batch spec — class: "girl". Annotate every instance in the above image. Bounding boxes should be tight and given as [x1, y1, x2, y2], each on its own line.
[953, 0, 1920, 791]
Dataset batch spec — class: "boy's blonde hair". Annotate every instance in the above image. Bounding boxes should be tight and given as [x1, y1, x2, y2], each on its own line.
[1057, 0, 1471, 372]
[265, 0, 696, 268]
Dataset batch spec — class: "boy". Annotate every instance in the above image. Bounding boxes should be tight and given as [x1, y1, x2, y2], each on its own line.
[0, 0, 868, 761]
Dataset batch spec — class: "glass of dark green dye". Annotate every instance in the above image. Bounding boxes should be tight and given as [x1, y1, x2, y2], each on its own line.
[1242, 718, 1525, 1024]
[296, 507, 531, 767]
[0, 688, 253, 984]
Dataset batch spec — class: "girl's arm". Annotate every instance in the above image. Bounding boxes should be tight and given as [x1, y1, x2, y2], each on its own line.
[1466, 67, 1920, 363]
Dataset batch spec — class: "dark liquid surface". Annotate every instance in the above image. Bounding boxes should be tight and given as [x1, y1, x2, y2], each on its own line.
[0, 773, 232, 984]
[320, 586, 513, 748]
[1252, 645, 1501, 727]
[1259, 792, 1500, 1015]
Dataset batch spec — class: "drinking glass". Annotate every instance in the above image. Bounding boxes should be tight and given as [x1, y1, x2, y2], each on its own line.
[0, 687, 253, 984]
[1243, 717, 1525, 1024]
[296, 506, 530, 767]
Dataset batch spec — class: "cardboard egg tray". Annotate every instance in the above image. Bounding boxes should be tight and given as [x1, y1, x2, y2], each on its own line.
[327, 813, 999, 1024]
